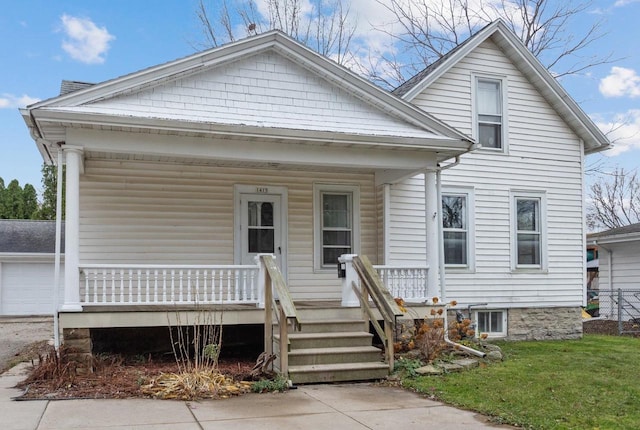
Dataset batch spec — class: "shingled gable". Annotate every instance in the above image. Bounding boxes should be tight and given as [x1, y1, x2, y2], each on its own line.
[394, 19, 610, 155]
[22, 30, 473, 165]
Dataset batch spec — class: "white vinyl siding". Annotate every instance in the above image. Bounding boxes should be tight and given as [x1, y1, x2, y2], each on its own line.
[396, 37, 585, 308]
[78, 159, 377, 301]
[597, 241, 640, 291]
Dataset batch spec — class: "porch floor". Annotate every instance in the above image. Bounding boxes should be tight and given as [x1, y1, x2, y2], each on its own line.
[59, 300, 431, 330]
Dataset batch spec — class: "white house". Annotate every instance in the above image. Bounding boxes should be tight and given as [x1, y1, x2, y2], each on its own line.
[20, 21, 608, 381]
[588, 223, 640, 321]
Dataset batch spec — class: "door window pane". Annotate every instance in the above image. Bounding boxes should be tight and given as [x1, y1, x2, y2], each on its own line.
[248, 228, 274, 253]
[247, 201, 275, 253]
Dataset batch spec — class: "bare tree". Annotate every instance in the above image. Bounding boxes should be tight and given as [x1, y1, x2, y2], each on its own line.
[367, 0, 612, 88]
[587, 168, 640, 231]
[195, 0, 357, 65]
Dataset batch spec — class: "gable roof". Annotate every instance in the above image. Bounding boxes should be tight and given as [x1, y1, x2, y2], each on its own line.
[23, 30, 473, 165]
[0, 220, 65, 253]
[394, 19, 610, 155]
[588, 222, 640, 244]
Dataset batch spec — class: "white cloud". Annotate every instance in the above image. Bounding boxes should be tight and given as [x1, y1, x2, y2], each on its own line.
[60, 14, 115, 64]
[599, 67, 640, 98]
[614, 0, 640, 7]
[595, 109, 640, 156]
[0, 94, 40, 109]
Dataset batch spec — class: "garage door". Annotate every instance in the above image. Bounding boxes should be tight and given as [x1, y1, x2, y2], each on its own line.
[0, 262, 65, 316]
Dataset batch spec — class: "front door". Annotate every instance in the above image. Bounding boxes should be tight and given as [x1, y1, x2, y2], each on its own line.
[236, 187, 287, 277]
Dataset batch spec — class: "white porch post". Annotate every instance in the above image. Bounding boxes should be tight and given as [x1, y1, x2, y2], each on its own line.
[424, 169, 440, 299]
[62, 146, 83, 311]
[339, 254, 360, 307]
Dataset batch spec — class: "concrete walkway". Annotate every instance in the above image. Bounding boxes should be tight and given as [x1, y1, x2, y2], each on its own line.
[2, 363, 510, 430]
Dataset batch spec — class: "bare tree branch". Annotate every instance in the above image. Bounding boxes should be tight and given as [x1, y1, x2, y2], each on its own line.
[195, 0, 356, 66]
[587, 168, 640, 231]
[367, 0, 613, 89]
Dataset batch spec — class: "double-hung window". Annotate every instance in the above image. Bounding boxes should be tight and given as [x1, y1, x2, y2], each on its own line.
[511, 192, 546, 270]
[476, 77, 504, 150]
[442, 189, 474, 269]
[314, 184, 360, 270]
[442, 193, 468, 266]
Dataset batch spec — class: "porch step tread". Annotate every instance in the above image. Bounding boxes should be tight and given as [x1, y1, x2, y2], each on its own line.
[285, 331, 373, 339]
[288, 362, 389, 373]
[289, 346, 381, 356]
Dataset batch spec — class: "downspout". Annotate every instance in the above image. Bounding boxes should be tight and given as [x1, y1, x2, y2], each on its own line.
[53, 144, 64, 350]
[436, 156, 486, 358]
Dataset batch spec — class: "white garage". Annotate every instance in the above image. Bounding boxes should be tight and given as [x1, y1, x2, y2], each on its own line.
[0, 221, 65, 316]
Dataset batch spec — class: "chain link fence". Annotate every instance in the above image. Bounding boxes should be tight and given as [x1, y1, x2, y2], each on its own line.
[596, 289, 640, 335]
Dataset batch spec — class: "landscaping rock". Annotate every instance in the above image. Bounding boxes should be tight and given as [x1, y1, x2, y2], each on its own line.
[415, 365, 444, 375]
[404, 349, 422, 360]
[486, 350, 503, 362]
[451, 358, 479, 370]
[483, 343, 502, 352]
[439, 362, 464, 372]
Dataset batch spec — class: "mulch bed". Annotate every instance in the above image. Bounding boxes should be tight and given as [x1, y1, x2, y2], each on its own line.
[583, 319, 640, 337]
[14, 353, 255, 400]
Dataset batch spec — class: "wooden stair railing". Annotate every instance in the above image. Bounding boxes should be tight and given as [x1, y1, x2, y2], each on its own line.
[352, 255, 404, 372]
[261, 255, 301, 380]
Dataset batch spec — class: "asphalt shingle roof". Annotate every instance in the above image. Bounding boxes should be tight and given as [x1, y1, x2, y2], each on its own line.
[0, 220, 65, 253]
[588, 222, 640, 240]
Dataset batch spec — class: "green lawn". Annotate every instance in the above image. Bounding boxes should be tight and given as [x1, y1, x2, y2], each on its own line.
[404, 335, 640, 430]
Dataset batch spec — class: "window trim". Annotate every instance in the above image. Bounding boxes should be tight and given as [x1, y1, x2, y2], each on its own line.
[472, 73, 509, 153]
[510, 190, 547, 272]
[441, 187, 475, 271]
[313, 183, 360, 272]
[474, 309, 507, 338]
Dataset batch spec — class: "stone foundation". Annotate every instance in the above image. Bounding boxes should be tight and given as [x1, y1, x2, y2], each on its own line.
[62, 328, 94, 375]
[507, 307, 583, 340]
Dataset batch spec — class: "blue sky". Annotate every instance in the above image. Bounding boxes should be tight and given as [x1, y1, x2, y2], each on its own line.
[1, 0, 639, 193]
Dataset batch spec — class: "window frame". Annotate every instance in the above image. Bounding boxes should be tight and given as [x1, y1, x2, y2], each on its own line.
[510, 190, 547, 271]
[441, 188, 475, 271]
[474, 310, 507, 338]
[472, 74, 509, 153]
[313, 183, 360, 271]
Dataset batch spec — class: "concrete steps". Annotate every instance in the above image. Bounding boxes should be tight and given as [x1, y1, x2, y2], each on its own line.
[274, 317, 389, 384]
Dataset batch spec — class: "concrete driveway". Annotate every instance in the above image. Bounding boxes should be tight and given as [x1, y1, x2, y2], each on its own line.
[0, 317, 53, 372]
[1, 363, 512, 430]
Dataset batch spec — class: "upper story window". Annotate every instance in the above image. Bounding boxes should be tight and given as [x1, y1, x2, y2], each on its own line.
[476, 77, 505, 150]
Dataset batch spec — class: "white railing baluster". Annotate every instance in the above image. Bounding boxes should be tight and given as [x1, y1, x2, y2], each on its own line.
[77, 264, 260, 306]
[374, 265, 430, 301]
[162, 270, 167, 303]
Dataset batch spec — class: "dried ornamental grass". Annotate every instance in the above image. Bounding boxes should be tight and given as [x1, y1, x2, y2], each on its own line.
[141, 369, 253, 400]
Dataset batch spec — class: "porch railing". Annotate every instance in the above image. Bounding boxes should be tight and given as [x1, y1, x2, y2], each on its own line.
[373, 265, 429, 301]
[352, 255, 404, 371]
[79, 264, 260, 305]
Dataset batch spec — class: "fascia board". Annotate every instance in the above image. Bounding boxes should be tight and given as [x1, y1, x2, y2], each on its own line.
[592, 232, 640, 245]
[37, 109, 467, 151]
